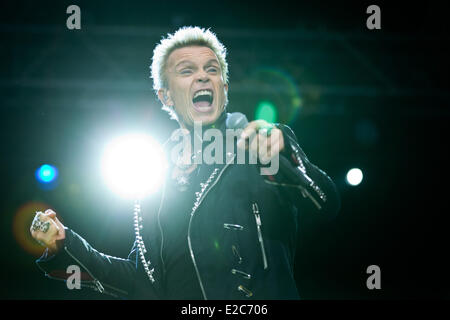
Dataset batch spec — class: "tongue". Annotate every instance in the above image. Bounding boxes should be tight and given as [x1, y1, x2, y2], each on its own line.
[193, 101, 211, 109]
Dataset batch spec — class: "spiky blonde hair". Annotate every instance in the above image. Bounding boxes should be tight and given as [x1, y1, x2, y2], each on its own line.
[150, 26, 229, 92]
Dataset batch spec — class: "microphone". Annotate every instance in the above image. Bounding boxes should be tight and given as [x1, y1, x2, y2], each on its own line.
[226, 112, 249, 130]
[226, 112, 316, 190]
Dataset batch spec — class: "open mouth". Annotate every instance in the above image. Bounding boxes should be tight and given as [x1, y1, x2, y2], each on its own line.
[192, 89, 214, 111]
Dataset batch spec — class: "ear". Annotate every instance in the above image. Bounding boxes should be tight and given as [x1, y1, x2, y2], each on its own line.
[224, 83, 228, 94]
[157, 89, 173, 107]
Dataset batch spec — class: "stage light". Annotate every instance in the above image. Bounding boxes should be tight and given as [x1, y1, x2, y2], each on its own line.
[101, 133, 167, 199]
[35, 164, 58, 183]
[255, 100, 278, 123]
[346, 168, 363, 186]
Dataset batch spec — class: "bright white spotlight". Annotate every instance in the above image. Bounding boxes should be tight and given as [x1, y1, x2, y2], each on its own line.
[101, 134, 167, 199]
[346, 168, 363, 186]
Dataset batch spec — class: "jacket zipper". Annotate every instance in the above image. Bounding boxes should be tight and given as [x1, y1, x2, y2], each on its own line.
[64, 246, 105, 293]
[157, 138, 173, 276]
[252, 202, 268, 270]
[188, 157, 235, 300]
[39, 272, 120, 297]
[263, 179, 322, 210]
[63, 246, 128, 296]
[36, 254, 125, 297]
[157, 181, 167, 276]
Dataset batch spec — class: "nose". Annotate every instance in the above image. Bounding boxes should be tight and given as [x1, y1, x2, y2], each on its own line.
[196, 70, 210, 83]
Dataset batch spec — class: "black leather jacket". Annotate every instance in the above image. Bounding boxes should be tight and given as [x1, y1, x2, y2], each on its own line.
[36, 113, 340, 299]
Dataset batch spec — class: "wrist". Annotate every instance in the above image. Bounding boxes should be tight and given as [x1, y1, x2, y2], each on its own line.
[47, 238, 65, 255]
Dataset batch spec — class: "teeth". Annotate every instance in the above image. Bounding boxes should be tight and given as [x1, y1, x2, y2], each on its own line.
[193, 90, 212, 99]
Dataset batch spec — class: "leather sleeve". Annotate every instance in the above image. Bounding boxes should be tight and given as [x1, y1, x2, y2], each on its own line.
[264, 124, 341, 220]
[36, 228, 138, 298]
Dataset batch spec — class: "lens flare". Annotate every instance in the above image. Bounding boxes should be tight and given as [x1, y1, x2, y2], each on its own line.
[250, 67, 302, 124]
[12, 202, 53, 257]
[101, 133, 167, 199]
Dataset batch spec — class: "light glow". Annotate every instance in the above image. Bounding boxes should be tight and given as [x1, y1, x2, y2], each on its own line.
[35, 164, 58, 183]
[255, 100, 278, 123]
[346, 168, 363, 186]
[101, 134, 167, 199]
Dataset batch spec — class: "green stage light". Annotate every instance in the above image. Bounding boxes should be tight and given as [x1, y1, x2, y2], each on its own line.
[255, 101, 278, 123]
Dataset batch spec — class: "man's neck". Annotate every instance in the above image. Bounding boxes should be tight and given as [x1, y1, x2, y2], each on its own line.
[179, 112, 227, 134]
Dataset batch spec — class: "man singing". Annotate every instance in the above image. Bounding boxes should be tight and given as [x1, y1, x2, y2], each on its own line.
[30, 26, 340, 299]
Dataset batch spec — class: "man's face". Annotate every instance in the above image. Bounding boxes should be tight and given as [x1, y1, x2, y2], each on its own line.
[161, 46, 228, 126]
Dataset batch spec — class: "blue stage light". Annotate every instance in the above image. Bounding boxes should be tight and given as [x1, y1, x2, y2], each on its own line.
[36, 164, 58, 183]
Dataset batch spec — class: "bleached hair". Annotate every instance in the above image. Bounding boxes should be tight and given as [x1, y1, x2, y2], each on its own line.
[151, 26, 229, 92]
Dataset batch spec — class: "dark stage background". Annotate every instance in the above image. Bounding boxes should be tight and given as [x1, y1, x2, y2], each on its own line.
[0, 0, 449, 299]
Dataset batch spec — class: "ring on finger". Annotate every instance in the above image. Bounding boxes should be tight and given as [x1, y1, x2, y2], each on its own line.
[31, 213, 50, 233]
[39, 221, 50, 233]
[31, 217, 42, 232]
[259, 124, 275, 136]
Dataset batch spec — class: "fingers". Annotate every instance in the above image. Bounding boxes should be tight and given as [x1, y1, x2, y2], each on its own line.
[236, 120, 285, 165]
[248, 131, 265, 161]
[265, 128, 284, 157]
[257, 134, 271, 164]
[252, 132, 275, 164]
[240, 120, 267, 141]
[241, 124, 284, 164]
[237, 120, 267, 150]
[30, 210, 54, 232]
[30, 210, 62, 248]
[41, 211, 60, 231]
[52, 216, 66, 241]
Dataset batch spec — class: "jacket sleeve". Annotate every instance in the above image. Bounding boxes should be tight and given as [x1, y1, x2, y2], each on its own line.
[36, 228, 137, 298]
[264, 124, 341, 220]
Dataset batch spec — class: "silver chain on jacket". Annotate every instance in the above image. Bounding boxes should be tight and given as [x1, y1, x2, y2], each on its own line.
[133, 166, 220, 285]
[133, 200, 155, 283]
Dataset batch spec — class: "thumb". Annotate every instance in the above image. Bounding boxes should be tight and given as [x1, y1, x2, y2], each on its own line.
[44, 209, 56, 219]
[53, 217, 66, 241]
[53, 216, 65, 231]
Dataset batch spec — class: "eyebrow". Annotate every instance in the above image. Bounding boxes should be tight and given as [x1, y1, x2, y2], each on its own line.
[174, 60, 194, 69]
[174, 59, 220, 69]
[205, 59, 220, 66]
